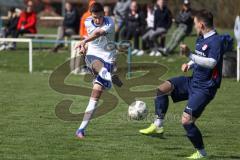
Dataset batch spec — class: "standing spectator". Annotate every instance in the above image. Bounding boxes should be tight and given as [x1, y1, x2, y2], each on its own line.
[159, 0, 193, 55]
[113, 0, 131, 42]
[52, 2, 79, 53]
[149, 0, 172, 56]
[17, 0, 37, 36]
[123, 1, 146, 55]
[0, 7, 20, 51]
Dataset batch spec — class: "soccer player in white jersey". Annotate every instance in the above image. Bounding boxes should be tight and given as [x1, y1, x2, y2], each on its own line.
[75, 2, 118, 139]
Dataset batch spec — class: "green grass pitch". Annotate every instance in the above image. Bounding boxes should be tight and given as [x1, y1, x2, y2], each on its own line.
[0, 28, 240, 160]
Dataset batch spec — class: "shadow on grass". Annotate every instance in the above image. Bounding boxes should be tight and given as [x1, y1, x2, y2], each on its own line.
[139, 133, 166, 139]
[208, 155, 240, 159]
[175, 154, 240, 160]
[150, 133, 166, 139]
[166, 133, 212, 138]
[164, 146, 183, 151]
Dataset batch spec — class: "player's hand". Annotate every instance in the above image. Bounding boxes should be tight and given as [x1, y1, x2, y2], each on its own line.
[181, 63, 190, 72]
[180, 44, 190, 57]
[75, 40, 87, 55]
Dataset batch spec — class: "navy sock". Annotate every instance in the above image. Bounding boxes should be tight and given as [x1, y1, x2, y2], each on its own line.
[183, 123, 204, 150]
[155, 89, 169, 119]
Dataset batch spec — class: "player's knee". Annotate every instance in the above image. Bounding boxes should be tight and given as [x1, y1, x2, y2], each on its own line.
[92, 60, 104, 73]
[157, 81, 174, 96]
[91, 84, 103, 99]
[181, 113, 192, 125]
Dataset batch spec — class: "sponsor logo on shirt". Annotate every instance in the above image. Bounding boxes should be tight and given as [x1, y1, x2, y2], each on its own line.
[202, 44, 208, 51]
[195, 50, 206, 57]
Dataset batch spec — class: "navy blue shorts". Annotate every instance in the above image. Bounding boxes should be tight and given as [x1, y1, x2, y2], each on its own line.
[85, 55, 114, 89]
[168, 76, 217, 118]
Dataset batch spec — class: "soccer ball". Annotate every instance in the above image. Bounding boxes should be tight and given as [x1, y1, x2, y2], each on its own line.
[128, 101, 148, 120]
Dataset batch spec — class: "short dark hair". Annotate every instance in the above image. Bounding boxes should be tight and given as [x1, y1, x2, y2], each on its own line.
[10, 7, 16, 13]
[90, 2, 104, 13]
[147, 2, 154, 9]
[195, 9, 214, 28]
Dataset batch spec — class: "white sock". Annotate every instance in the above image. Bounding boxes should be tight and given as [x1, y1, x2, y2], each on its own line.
[198, 149, 207, 156]
[99, 67, 112, 81]
[154, 118, 164, 127]
[79, 99, 98, 130]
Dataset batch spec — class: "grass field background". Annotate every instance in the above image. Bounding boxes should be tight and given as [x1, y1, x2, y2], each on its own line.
[0, 28, 240, 160]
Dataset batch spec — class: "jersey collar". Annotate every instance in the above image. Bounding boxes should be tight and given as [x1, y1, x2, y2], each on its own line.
[203, 30, 216, 39]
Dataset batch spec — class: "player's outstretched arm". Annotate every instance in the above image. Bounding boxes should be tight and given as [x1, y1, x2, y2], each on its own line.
[75, 29, 106, 54]
[189, 54, 217, 69]
[181, 60, 194, 72]
[83, 28, 106, 44]
[180, 43, 217, 69]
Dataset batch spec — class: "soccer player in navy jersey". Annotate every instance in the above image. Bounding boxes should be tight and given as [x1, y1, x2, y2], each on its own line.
[139, 9, 224, 159]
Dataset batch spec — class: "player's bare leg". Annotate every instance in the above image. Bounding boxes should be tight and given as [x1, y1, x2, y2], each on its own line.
[90, 59, 123, 87]
[92, 59, 112, 81]
[139, 81, 174, 134]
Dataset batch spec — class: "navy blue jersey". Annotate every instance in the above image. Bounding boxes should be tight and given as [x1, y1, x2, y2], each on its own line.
[191, 32, 223, 89]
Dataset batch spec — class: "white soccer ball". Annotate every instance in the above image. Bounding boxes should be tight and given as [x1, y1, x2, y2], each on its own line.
[128, 101, 148, 120]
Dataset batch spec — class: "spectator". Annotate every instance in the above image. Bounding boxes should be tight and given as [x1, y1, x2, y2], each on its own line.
[17, 0, 37, 36]
[0, 0, 36, 50]
[52, 2, 79, 53]
[72, 0, 95, 75]
[72, 0, 96, 75]
[113, 0, 131, 42]
[0, 7, 20, 51]
[123, 1, 146, 55]
[159, 0, 193, 55]
[149, 0, 172, 56]
[104, 5, 114, 19]
[79, 0, 96, 39]
[138, 2, 155, 56]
